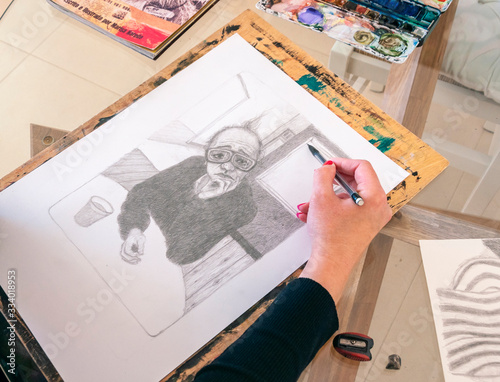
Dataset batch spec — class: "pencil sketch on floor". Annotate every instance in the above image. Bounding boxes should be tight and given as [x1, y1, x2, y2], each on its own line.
[421, 238, 500, 381]
[49, 72, 349, 336]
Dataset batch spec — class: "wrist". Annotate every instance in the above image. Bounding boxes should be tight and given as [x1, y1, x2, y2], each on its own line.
[310, 242, 363, 271]
[299, 253, 358, 302]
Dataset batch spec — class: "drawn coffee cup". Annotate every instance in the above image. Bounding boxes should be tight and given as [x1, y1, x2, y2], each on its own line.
[74, 196, 114, 227]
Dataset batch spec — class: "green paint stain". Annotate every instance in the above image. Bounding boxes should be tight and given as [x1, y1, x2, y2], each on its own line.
[153, 77, 167, 87]
[363, 125, 376, 135]
[272, 59, 284, 66]
[171, 54, 197, 76]
[297, 74, 325, 92]
[95, 114, 118, 129]
[363, 125, 395, 153]
[329, 97, 344, 111]
[366, 116, 385, 130]
[297, 74, 348, 112]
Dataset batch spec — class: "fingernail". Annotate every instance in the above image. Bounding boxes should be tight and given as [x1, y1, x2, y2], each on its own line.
[323, 160, 333, 166]
[297, 203, 305, 209]
[296, 212, 301, 219]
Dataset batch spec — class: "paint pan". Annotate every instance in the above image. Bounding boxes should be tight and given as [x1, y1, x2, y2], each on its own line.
[324, 0, 440, 45]
[323, 0, 441, 32]
[257, 0, 420, 63]
[256, 0, 450, 61]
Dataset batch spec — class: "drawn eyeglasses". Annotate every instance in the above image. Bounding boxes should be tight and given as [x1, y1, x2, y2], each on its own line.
[206, 148, 256, 172]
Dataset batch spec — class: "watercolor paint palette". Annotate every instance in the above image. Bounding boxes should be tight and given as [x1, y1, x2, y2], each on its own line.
[257, 0, 452, 63]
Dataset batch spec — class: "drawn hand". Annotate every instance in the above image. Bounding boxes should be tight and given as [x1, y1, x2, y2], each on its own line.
[120, 228, 146, 265]
[297, 158, 392, 301]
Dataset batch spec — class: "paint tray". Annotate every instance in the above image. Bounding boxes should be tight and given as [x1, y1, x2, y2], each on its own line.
[256, 0, 452, 63]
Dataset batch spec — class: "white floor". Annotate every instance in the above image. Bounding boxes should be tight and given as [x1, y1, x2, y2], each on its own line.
[1, 1, 499, 381]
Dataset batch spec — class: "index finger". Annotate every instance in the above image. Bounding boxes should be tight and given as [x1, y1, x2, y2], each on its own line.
[329, 158, 385, 196]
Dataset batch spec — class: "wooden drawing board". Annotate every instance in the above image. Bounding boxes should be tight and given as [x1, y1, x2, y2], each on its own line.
[0, 9, 448, 382]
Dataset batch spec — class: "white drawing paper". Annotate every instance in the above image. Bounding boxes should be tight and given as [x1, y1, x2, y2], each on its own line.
[0, 34, 408, 381]
[420, 239, 500, 381]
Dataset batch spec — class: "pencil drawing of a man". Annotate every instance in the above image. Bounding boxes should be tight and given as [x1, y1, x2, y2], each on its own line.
[117, 123, 261, 266]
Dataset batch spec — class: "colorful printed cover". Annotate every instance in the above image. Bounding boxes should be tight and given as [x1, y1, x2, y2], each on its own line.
[48, 0, 215, 58]
[257, 0, 420, 63]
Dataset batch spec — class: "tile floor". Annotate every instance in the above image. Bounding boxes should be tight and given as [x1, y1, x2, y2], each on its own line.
[1, 0, 499, 381]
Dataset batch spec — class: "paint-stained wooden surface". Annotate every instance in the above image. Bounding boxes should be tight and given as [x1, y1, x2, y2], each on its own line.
[0, 9, 453, 382]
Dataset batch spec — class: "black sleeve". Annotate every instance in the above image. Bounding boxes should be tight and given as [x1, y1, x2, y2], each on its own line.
[194, 277, 339, 382]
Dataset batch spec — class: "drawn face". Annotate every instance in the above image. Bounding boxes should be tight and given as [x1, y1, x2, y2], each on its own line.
[205, 128, 260, 190]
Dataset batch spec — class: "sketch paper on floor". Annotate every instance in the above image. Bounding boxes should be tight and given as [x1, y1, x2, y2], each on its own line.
[420, 239, 500, 381]
[0, 34, 408, 382]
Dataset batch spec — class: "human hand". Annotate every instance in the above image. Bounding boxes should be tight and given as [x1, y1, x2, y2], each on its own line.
[297, 158, 392, 301]
[120, 228, 146, 265]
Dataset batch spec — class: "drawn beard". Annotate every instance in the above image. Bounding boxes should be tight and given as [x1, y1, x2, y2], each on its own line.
[197, 177, 235, 199]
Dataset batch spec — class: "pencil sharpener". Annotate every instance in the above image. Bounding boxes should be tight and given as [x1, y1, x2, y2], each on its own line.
[333, 332, 374, 362]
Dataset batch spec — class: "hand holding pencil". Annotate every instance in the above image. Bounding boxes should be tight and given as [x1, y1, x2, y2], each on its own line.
[307, 144, 364, 206]
[297, 158, 392, 302]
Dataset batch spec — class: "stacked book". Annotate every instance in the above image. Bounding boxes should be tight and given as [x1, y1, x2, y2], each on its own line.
[47, 0, 218, 59]
[257, 0, 454, 63]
